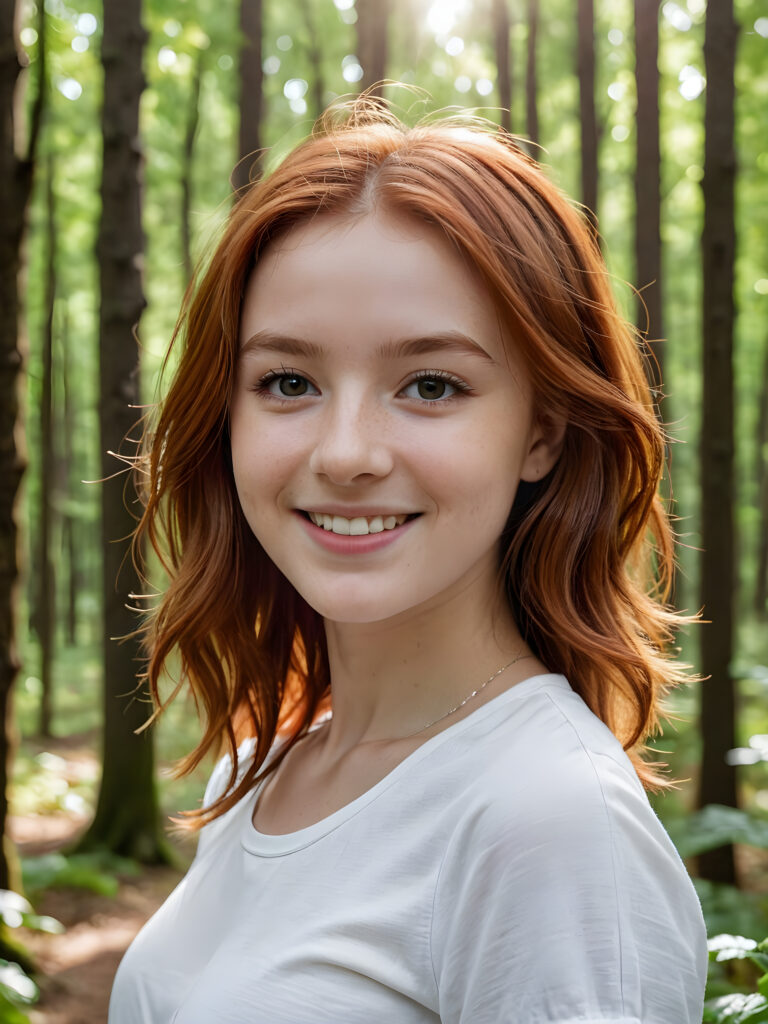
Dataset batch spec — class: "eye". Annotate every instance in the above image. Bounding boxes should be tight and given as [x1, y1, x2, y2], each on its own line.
[256, 370, 319, 399]
[401, 371, 471, 403]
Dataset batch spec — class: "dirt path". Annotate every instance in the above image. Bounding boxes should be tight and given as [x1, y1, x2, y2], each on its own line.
[9, 816, 184, 1024]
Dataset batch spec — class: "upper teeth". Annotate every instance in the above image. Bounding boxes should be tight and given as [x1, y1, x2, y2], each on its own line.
[307, 512, 410, 535]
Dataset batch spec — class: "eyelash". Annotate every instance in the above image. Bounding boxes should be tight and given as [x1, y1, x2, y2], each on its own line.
[252, 368, 473, 405]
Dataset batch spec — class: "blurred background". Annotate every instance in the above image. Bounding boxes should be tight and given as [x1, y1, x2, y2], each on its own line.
[0, 0, 766, 1020]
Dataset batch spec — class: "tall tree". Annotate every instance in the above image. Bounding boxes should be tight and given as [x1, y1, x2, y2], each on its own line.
[79, 0, 165, 861]
[298, 0, 326, 120]
[755, 335, 768, 616]
[493, 0, 512, 133]
[634, 0, 663, 403]
[233, 0, 263, 192]
[576, 0, 599, 234]
[38, 149, 56, 737]
[356, 0, 390, 98]
[0, 0, 45, 891]
[698, 0, 739, 885]
[60, 305, 78, 646]
[181, 50, 202, 283]
[525, 0, 539, 146]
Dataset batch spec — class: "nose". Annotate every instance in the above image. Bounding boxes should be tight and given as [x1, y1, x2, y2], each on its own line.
[308, 394, 394, 485]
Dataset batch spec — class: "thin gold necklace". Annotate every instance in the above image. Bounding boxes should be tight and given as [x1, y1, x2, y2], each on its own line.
[403, 652, 533, 738]
[318, 653, 535, 743]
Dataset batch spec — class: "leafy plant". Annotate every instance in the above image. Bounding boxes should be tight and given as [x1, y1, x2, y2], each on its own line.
[0, 890, 63, 1024]
[703, 935, 768, 1023]
[666, 805, 768, 859]
[21, 850, 140, 900]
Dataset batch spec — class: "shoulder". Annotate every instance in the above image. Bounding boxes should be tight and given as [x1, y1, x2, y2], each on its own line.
[429, 675, 707, 1023]
[434, 673, 704, 946]
[447, 674, 646, 842]
[195, 735, 274, 856]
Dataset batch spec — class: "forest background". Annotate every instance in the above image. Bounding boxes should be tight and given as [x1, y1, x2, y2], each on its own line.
[0, 0, 767, 1020]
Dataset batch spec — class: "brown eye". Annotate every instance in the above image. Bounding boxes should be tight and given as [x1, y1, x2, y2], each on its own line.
[416, 378, 447, 400]
[279, 375, 309, 397]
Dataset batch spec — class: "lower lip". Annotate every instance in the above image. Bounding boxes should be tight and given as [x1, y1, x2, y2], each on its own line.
[296, 512, 418, 554]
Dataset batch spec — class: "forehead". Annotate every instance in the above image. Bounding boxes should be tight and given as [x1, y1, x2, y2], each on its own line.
[239, 210, 510, 364]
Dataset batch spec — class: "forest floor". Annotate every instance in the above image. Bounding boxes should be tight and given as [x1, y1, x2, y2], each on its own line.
[9, 810, 183, 1024]
[8, 734, 188, 1024]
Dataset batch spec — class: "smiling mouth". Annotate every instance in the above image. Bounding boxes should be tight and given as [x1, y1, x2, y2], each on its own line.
[302, 511, 420, 536]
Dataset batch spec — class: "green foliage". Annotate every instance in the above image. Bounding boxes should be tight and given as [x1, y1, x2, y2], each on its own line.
[21, 851, 140, 900]
[704, 936, 768, 1022]
[0, 890, 64, 1024]
[696, 880, 768, 944]
[666, 805, 768, 857]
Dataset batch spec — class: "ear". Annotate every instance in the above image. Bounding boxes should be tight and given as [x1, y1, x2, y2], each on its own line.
[519, 413, 566, 483]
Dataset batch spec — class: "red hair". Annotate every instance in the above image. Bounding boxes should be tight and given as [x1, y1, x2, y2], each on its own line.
[138, 99, 689, 828]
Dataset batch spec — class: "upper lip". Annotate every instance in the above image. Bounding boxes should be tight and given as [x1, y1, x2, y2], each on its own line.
[297, 506, 420, 518]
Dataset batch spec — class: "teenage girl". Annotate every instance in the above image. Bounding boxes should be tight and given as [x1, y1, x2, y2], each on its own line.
[109, 99, 707, 1023]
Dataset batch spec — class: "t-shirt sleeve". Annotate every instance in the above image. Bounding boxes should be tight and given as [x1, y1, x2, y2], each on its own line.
[429, 744, 707, 1024]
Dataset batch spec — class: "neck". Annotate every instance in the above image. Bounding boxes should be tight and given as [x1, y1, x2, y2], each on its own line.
[318, 573, 538, 756]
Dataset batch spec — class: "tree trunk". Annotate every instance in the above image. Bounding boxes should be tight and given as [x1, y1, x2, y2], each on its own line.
[79, 0, 166, 863]
[525, 0, 539, 146]
[634, 0, 663, 404]
[38, 149, 55, 737]
[233, 0, 263, 192]
[356, 0, 389, 98]
[698, 0, 738, 886]
[577, 0, 599, 234]
[181, 50, 202, 283]
[493, 0, 512, 134]
[0, 0, 44, 893]
[755, 336, 768, 616]
[298, 0, 325, 119]
[60, 304, 77, 645]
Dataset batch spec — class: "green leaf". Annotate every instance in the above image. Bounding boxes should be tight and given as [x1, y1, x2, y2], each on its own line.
[0, 892, 33, 931]
[0, 989, 31, 1024]
[666, 806, 768, 858]
[0, 961, 38, 1005]
[695, 880, 768, 941]
[20, 912, 64, 935]
[21, 852, 116, 897]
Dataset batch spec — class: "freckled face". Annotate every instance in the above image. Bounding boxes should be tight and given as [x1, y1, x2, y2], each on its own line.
[229, 210, 557, 625]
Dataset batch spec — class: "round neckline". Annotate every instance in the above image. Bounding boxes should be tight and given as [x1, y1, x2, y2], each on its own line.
[241, 672, 569, 858]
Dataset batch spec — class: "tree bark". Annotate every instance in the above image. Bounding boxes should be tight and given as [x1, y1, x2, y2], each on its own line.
[233, 0, 263, 192]
[577, 0, 599, 234]
[60, 304, 77, 645]
[493, 0, 512, 134]
[525, 0, 539, 146]
[0, 0, 45, 892]
[356, 0, 389, 98]
[38, 149, 55, 737]
[634, 0, 663, 404]
[79, 0, 166, 863]
[181, 51, 202, 283]
[298, 0, 325, 120]
[698, 0, 738, 886]
[755, 336, 768, 616]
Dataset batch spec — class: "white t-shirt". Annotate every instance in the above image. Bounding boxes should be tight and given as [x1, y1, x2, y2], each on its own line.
[109, 673, 707, 1023]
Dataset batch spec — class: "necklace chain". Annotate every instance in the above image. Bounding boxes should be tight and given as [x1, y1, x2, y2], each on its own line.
[399, 652, 532, 740]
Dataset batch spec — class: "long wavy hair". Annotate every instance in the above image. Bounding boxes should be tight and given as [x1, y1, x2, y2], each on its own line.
[138, 98, 689, 829]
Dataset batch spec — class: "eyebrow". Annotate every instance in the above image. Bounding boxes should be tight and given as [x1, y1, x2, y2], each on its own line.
[239, 329, 497, 364]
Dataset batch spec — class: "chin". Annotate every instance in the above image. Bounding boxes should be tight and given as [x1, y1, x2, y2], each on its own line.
[293, 582, 425, 627]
